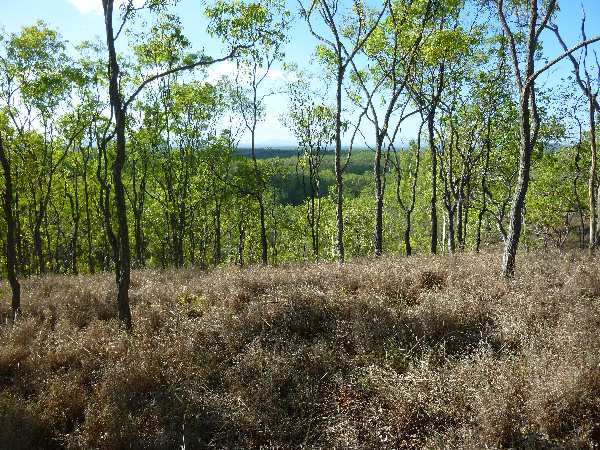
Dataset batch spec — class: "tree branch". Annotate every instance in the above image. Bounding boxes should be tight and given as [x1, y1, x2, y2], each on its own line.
[124, 45, 249, 110]
[528, 34, 600, 86]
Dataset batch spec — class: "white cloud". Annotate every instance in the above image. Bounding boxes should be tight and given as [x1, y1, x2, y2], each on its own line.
[265, 68, 299, 83]
[206, 61, 298, 85]
[68, 0, 103, 15]
[205, 61, 238, 84]
[67, 0, 145, 16]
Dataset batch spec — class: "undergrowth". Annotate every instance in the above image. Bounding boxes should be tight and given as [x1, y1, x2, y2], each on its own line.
[0, 251, 599, 449]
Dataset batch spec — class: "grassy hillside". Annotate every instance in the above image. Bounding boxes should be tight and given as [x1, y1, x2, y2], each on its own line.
[0, 252, 599, 449]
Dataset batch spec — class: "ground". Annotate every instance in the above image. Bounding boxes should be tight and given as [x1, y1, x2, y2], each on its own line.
[0, 251, 599, 449]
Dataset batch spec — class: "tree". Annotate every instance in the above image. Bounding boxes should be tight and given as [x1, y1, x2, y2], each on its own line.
[0, 22, 80, 275]
[299, 0, 385, 264]
[391, 120, 425, 255]
[100, 0, 261, 329]
[404, 0, 469, 255]
[348, 0, 434, 257]
[286, 75, 336, 259]
[0, 130, 20, 320]
[548, 14, 600, 254]
[495, 0, 600, 276]
[208, 0, 290, 265]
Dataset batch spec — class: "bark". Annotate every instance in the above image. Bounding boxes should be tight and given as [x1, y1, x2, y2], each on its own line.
[0, 134, 21, 320]
[103, 0, 132, 330]
[590, 93, 597, 254]
[475, 121, 492, 252]
[428, 108, 438, 254]
[498, 0, 600, 276]
[66, 179, 80, 275]
[499, 0, 540, 278]
[335, 67, 345, 264]
[502, 90, 534, 277]
[213, 200, 221, 265]
[374, 134, 384, 257]
[83, 144, 94, 272]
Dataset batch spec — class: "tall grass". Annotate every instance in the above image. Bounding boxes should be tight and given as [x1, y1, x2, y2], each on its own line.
[0, 251, 599, 449]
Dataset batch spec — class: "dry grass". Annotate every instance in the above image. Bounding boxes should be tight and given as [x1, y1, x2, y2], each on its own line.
[0, 251, 599, 449]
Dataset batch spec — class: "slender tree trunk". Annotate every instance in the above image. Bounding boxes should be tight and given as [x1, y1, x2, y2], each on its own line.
[589, 93, 597, 254]
[404, 212, 412, 256]
[315, 195, 321, 259]
[83, 155, 94, 272]
[0, 134, 21, 320]
[134, 210, 144, 267]
[428, 109, 438, 254]
[457, 196, 464, 251]
[103, 0, 132, 329]
[502, 93, 533, 277]
[67, 179, 80, 275]
[374, 135, 384, 257]
[213, 200, 221, 265]
[258, 197, 268, 265]
[237, 220, 245, 267]
[447, 206, 456, 254]
[335, 67, 345, 263]
[33, 220, 44, 274]
[250, 116, 268, 264]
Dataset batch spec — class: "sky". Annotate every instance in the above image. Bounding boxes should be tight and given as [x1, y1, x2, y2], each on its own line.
[1, 0, 600, 147]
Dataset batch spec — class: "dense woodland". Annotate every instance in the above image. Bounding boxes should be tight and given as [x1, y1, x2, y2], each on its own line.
[0, 0, 599, 330]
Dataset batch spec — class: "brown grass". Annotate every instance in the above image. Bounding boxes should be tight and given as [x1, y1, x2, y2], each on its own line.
[0, 251, 599, 449]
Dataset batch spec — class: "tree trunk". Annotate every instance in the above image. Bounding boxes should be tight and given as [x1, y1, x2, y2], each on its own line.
[502, 93, 533, 277]
[589, 93, 597, 254]
[33, 220, 44, 274]
[374, 135, 384, 257]
[258, 198, 268, 265]
[103, 0, 132, 330]
[446, 206, 456, 254]
[66, 179, 80, 275]
[237, 220, 245, 267]
[335, 67, 345, 263]
[457, 196, 464, 251]
[404, 211, 412, 256]
[213, 200, 221, 265]
[83, 152, 94, 272]
[428, 108, 438, 254]
[0, 134, 21, 320]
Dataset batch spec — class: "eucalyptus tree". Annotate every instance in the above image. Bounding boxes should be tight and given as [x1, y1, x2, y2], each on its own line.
[548, 14, 600, 254]
[0, 22, 80, 275]
[71, 44, 107, 273]
[169, 81, 225, 266]
[199, 131, 235, 265]
[438, 99, 483, 253]
[348, 0, 435, 257]
[403, 0, 469, 255]
[132, 13, 195, 268]
[100, 0, 269, 329]
[0, 128, 20, 319]
[299, 0, 385, 263]
[207, 0, 290, 265]
[470, 58, 515, 252]
[494, 0, 600, 276]
[391, 120, 425, 255]
[0, 34, 20, 315]
[286, 75, 336, 260]
[435, 44, 490, 253]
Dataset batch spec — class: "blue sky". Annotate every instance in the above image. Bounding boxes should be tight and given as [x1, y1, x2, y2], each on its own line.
[1, 0, 599, 146]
